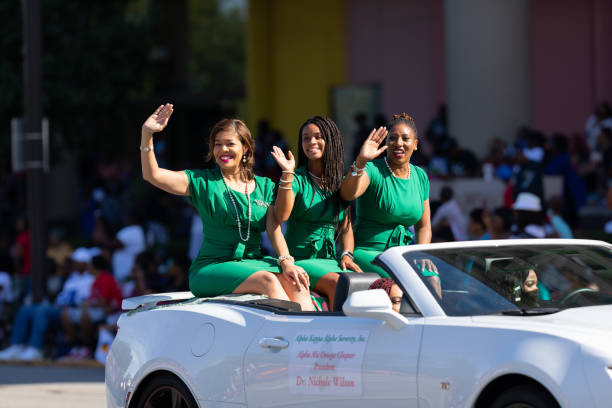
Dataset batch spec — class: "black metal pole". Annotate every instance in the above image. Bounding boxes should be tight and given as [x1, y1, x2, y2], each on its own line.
[22, 0, 46, 303]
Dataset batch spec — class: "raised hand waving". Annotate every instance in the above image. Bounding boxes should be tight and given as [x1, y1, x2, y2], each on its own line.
[357, 126, 388, 163]
[142, 103, 174, 134]
[270, 145, 296, 173]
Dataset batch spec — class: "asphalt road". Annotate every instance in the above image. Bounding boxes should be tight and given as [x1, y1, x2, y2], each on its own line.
[0, 363, 106, 408]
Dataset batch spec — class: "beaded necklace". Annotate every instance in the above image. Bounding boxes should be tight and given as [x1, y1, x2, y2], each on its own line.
[308, 171, 322, 180]
[384, 157, 411, 179]
[221, 172, 252, 242]
[308, 171, 329, 191]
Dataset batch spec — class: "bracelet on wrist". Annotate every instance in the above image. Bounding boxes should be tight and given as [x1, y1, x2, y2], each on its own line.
[279, 177, 293, 183]
[277, 254, 295, 266]
[340, 250, 354, 260]
[350, 161, 365, 177]
[352, 161, 365, 172]
[278, 185, 292, 190]
[281, 170, 295, 174]
[140, 145, 154, 152]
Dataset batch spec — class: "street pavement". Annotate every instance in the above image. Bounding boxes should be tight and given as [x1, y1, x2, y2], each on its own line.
[0, 362, 106, 408]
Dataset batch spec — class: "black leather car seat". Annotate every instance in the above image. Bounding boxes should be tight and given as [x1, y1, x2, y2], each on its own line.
[332, 272, 381, 312]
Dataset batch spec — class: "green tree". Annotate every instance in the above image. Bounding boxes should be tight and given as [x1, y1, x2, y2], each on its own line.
[188, 0, 245, 100]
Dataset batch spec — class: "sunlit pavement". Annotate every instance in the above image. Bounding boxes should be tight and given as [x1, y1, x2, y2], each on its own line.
[0, 362, 105, 408]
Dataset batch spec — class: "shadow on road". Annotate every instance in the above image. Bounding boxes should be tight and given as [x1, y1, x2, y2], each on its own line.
[0, 363, 104, 385]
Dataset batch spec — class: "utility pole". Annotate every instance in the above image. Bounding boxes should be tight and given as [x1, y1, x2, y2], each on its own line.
[22, 0, 45, 303]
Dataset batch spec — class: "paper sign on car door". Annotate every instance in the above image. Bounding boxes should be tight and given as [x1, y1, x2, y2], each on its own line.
[288, 329, 370, 395]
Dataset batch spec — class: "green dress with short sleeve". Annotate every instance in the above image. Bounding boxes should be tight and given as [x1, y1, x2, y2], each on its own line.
[185, 168, 279, 297]
[284, 167, 348, 289]
[353, 159, 430, 278]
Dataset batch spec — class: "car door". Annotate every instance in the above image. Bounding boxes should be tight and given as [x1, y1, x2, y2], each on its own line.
[243, 312, 423, 408]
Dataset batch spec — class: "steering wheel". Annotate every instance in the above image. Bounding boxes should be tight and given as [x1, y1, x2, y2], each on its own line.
[560, 288, 597, 305]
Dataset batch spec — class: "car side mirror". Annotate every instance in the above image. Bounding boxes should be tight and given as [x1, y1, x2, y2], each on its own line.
[342, 289, 410, 330]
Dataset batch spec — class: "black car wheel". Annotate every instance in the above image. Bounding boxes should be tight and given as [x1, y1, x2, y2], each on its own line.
[491, 384, 559, 408]
[134, 373, 198, 408]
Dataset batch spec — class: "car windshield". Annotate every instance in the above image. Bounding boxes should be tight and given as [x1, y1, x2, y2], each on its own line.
[403, 244, 612, 316]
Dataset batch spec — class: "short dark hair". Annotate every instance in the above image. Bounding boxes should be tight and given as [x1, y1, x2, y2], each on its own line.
[91, 255, 109, 271]
[440, 186, 454, 201]
[469, 208, 485, 229]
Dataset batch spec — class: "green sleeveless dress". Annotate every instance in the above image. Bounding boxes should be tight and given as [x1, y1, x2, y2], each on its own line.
[353, 159, 430, 277]
[283, 167, 348, 289]
[185, 168, 280, 297]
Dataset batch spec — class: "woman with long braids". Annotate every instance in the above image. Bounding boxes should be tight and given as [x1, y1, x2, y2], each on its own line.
[271, 116, 362, 309]
[340, 113, 440, 291]
[140, 103, 314, 311]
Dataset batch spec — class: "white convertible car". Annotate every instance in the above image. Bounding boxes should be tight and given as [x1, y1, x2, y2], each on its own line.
[106, 239, 612, 408]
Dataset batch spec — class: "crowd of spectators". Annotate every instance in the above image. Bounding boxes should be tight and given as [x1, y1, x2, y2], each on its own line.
[0, 102, 610, 363]
[417, 102, 612, 241]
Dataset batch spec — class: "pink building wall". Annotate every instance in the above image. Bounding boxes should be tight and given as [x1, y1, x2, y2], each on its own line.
[531, 0, 612, 135]
[345, 0, 612, 141]
[346, 0, 445, 129]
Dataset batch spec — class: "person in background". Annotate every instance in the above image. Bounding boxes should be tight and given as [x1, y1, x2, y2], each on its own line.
[431, 186, 467, 241]
[484, 207, 513, 240]
[496, 164, 514, 209]
[584, 101, 612, 150]
[122, 251, 159, 297]
[467, 208, 490, 240]
[110, 211, 146, 287]
[510, 192, 552, 238]
[514, 131, 545, 201]
[545, 133, 586, 229]
[188, 208, 203, 261]
[46, 228, 73, 276]
[0, 255, 13, 336]
[606, 186, 612, 234]
[0, 247, 94, 362]
[60, 255, 122, 359]
[166, 256, 190, 292]
[0, 236, 13, 317]
[546, 196, 573, 238]
[13, 215, 31, 300]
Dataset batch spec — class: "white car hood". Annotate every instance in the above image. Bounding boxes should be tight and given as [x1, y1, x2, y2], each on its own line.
[541, 305, 612, 332]
[471, 305, 612, 357]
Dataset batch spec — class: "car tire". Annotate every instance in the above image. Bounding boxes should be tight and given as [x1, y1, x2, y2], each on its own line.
[134, 373, 198, 408]
[490, 384, 559, 408]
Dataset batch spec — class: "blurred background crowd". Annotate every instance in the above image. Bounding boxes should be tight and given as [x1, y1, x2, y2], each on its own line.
[1, 0, 612, 362]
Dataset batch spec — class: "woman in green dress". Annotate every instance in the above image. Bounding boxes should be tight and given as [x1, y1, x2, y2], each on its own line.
[271, 116, 362, 309]
[140, 103, 314, 311]
[340, 113, 440, 293]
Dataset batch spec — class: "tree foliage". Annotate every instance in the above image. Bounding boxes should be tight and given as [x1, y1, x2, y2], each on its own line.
[0, 0, 246, 166]
[0, 0, 153, 162]
[188, 0, 245, 99]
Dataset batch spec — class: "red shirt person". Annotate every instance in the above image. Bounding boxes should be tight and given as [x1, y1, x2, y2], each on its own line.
[88, 263, 123, 314]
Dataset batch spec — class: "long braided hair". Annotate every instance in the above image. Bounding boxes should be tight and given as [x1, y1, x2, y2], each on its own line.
[297, 116, 349, 233]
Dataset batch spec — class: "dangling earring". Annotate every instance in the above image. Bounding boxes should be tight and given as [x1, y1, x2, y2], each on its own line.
[242, 155, 247, 163]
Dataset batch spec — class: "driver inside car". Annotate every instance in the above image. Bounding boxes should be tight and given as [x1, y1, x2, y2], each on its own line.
[516, 268, 540, 307]
[488, 260, 550, 307]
